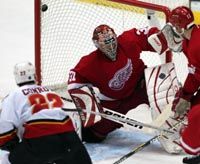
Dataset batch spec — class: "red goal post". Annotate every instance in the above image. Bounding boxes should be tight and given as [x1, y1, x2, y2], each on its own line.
[35, 0, 189, 93]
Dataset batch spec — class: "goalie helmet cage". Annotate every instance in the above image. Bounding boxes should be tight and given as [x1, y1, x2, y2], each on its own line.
[35, 0, 189, 90]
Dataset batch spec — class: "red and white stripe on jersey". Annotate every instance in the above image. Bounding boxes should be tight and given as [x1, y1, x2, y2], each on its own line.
[0, 120, 17, 147]
[24, 115, 74, 138]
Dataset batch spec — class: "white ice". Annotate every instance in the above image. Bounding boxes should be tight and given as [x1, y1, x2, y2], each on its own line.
[0, 0, 188, 164]
[85, 106, 186, 164]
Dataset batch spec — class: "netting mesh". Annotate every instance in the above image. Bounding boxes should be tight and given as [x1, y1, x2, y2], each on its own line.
[36, 0, 189, 88]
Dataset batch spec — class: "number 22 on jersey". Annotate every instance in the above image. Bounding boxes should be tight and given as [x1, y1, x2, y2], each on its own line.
[28, 93, 63, 114]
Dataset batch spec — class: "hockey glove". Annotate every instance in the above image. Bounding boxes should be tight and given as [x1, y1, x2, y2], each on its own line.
[148, 24, 183, 55]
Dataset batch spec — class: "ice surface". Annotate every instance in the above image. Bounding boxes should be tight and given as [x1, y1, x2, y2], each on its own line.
[85, 106, 186, 164]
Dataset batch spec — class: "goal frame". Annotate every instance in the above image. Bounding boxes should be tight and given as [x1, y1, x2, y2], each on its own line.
[34, 0, 183, 85]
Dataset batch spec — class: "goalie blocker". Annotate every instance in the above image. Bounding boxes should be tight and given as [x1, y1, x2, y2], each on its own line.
[68, 86, 102, 128]
[68, 86, 105, 142]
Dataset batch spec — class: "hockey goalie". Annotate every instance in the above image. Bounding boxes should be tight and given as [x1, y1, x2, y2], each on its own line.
[67, 23, 186, 153]
[68, 62, 185, 154]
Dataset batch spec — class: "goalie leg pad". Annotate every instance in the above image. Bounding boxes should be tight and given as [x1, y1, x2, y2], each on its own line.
[145, 62, 183, 153]
[69, 86, 101, 128]
[145, 62, 181, 116]
[158, 116, 186, 154]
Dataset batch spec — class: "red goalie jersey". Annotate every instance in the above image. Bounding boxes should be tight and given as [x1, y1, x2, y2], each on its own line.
[68, 27, 158, 101]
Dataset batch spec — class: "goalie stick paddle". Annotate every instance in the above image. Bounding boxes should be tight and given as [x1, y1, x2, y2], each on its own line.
[65, 87, 173, 133]
[61, 94, 173, 133]
[62, 96, 173, 134]
[61, 107, 173, 134]
[102, 108, 173, 134]
[142, 103, 173, 134]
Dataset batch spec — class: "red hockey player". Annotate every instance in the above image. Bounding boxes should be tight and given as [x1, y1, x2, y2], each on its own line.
[67, 24, 160, 143]
[0, 62, 92, 164]
[168, 6, 200, 164]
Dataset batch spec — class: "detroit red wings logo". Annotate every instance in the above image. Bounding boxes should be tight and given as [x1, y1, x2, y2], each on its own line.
[109, 59, 133, 90]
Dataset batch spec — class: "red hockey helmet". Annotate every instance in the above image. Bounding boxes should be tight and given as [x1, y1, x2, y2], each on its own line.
[92, 24, 117, 61]
[169, 6, 194, 31]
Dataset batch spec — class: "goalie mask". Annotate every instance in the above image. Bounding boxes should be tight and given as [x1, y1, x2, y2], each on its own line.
[169, 6, 194, 35]
[14, 61, 36, 86]
[92, 24, 117, 61]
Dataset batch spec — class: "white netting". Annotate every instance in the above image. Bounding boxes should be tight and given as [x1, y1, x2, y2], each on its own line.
[36, 0, 189, 90]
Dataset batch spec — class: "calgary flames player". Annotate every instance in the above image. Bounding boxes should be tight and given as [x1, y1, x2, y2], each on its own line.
[0, 61, 92, 164]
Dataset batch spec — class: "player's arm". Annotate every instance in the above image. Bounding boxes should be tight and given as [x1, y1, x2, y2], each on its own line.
[172, 71, 200, 118]
[0, 120, 19, 152]
[117, 26, 160, 52]
[1, 95, 20, 128]
[0, 95, 21, 152]
[68, 69, 93, 91]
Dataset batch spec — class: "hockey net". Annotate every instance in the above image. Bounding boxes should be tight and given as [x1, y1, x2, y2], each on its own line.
[35, 0, 189, 97]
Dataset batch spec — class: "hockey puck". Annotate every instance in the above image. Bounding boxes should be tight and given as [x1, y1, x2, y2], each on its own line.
[42, 4, 48, 12]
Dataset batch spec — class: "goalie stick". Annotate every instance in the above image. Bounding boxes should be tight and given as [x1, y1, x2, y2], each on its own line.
[61, 107, 173, 134]
[113, 119, 184, 164]
[61, 93, 173, 134]
[142, 103, 173, 134]
[83, 86, 173, 134]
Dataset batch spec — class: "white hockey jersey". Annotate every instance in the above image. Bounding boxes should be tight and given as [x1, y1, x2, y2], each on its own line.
[0, 84, 75, 148]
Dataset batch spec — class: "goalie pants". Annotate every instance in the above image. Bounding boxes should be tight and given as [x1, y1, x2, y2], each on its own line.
[83, 77, 149, 141]
[9, 131, 92, 164]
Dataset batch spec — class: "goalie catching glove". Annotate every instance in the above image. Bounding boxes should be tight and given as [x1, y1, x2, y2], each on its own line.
[148, 24, 183, 54]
